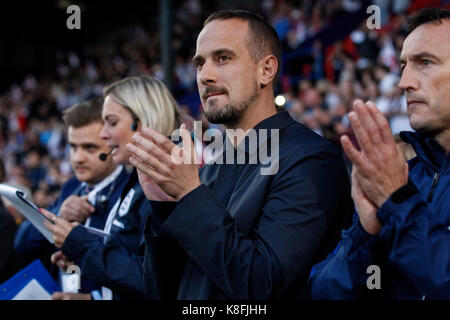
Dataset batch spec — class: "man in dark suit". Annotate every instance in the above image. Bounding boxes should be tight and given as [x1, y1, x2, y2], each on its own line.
[128, 10, 354, 299]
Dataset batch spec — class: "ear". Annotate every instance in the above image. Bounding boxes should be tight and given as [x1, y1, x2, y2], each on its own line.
[136, 119, 141, 132]
[132, 119, 141, 132]
[258, 55, 278, 88]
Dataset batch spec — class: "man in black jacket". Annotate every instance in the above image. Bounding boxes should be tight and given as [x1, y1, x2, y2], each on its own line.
[128, 9, 353, 299]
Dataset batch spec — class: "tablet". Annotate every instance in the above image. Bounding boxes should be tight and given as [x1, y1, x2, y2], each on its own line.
[0, 184, 55, 243]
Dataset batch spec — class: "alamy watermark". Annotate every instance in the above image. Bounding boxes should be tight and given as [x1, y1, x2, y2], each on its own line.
[65, 264, 81, 291]
[366, 265, 381, 290]
[169, 121, 280, 176]
[66, 5, 81, 30]
[65, 4, 380, 31]
[366, 5, 381, 30]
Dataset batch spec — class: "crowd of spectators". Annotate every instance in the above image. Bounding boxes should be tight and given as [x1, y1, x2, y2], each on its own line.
[1, 0, 437, 226]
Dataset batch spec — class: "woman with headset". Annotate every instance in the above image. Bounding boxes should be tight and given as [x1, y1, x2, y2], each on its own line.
[44, 75, 188, 299]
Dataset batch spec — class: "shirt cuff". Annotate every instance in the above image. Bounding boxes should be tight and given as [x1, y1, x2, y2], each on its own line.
[377, 183, 418, 225]
[345, 219, 377, 245]
[147, 200, 177, 236]
[156, 185, 205, 234]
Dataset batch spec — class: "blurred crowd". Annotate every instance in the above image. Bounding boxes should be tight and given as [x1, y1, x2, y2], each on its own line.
[0, 0, 424, 223]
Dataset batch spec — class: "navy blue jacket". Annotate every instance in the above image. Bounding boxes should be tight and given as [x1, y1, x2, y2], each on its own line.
[143, 111, 354, 299]
[61, 169, 150, 300]
[14, 167, 130, 294]
[309, 131, 450, 299]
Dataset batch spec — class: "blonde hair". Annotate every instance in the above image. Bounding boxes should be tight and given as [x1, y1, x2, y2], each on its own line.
[103, 75, 185, 136]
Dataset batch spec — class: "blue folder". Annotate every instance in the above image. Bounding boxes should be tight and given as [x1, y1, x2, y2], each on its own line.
[0, 259, 60, 300]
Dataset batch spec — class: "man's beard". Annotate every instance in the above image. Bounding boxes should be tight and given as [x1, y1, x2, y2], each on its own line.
[204, 82, 259, 127]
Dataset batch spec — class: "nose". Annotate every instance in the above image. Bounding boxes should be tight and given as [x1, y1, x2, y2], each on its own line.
[198, 60, 217, 86]
[99, 124, 109, 140]
[398, 64, 420, 92]
[72, 148, 86, 163]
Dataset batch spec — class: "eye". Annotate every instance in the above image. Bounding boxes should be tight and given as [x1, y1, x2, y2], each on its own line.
[218, 55, 230, 63]
[194, 60, 204, 70]
[421, 59, 431, 66]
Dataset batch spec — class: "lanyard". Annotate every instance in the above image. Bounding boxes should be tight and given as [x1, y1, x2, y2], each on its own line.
[84, 165, 123, 228]
[87, 165, 124, 206]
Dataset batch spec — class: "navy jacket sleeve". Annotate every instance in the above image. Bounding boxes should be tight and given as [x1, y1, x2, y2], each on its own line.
[143, 201, 187, 300]
[309, 183, 450, 300]
[61, 197, 150, 299]
[309, 214, 379, 299]
[154, 147, 352, 299]
[376, 184, 450, 299]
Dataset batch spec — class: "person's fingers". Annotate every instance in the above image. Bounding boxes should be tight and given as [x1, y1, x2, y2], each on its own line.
[366, 101, 395, 145]
[50, 251, 62, 264]
[61, 206, 77, 219]
[131, 132, 172, 164]
[129, 155, 167, 185]
[340, 135, 364, 167]
[41, 208, 57, 222]
[141, 126, 176, 154]
[52, 292, 64, 300]
[42, 209, 58, 232]
[354, 101, 383, 147]
[66, 196, 93, 213]
[77, 196, 94, 212]
[350, 166, 362, 199]
[80, 200, 95, 214]
[126, 141, 166, 173]
[348, 109, 376, 160]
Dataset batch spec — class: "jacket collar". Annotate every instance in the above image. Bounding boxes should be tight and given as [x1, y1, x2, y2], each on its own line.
[208, 111, 295, 163]
[400, 131, 448, 172]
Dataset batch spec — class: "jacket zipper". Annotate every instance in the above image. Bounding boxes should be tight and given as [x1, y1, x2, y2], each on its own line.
[427, 172, 440, 202]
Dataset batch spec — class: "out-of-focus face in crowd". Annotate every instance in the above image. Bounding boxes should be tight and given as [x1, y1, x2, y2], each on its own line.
[68, 121, 114, 184]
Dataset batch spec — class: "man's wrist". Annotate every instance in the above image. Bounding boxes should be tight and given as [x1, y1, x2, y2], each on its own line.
[176, 180, 202, 201]
[376, 182, 409, 207]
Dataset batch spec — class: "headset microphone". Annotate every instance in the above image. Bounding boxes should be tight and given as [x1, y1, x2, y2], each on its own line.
[99, 148, 114, 161]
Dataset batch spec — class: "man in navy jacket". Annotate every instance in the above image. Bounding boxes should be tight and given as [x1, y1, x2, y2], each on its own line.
[128, 10, 354, 299]
[309, 8, 450, 299]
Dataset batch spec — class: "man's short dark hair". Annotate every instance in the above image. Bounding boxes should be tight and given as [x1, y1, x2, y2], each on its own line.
[204, 9, 282, 88]
[407, 7, 450, 34]
[62, 97, 103, 128]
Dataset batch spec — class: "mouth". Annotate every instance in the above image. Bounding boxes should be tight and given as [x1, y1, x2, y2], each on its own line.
[75, 167, 89, 172]
[204, 92, 226, 100]
[110, 146, 119, 156]
[407, 99, 426, 107]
